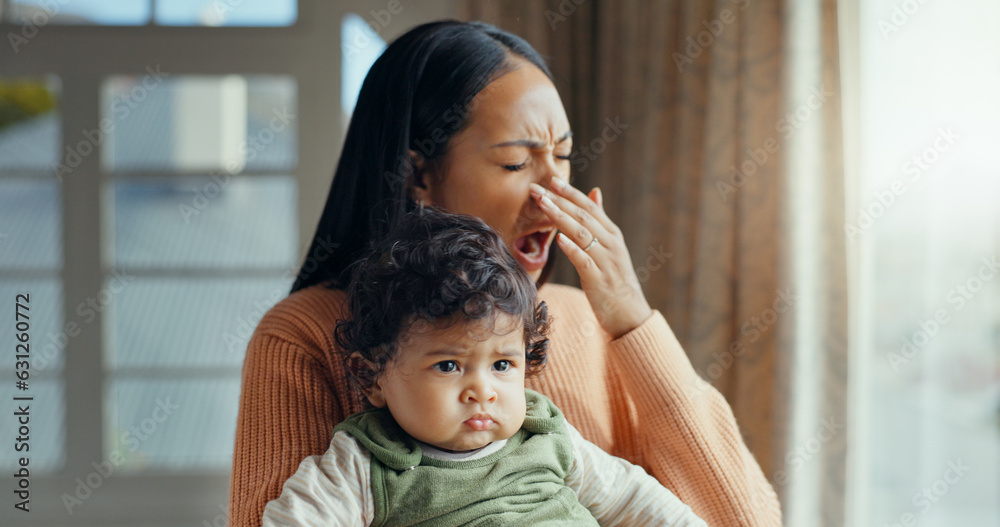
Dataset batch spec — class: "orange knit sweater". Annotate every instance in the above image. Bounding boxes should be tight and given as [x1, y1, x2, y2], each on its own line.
[229, 282, 782, 526]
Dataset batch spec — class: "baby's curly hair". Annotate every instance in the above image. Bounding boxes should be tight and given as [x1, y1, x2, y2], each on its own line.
[334, 207, 551, 391]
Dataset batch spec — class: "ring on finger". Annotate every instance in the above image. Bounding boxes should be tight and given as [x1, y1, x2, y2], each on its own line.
[584, 236, 599, 252]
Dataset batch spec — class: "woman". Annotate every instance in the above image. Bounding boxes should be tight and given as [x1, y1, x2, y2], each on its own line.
[229, 20, 781, 526]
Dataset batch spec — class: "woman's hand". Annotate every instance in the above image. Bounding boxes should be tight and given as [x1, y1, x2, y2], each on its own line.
[529, 179, 653, 339]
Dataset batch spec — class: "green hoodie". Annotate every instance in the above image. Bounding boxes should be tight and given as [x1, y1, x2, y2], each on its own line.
[334, 389, 600, 526]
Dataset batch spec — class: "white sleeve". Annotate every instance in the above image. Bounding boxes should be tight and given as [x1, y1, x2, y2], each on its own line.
[563, 422, 708, 527]
[261, 431, 375, 527]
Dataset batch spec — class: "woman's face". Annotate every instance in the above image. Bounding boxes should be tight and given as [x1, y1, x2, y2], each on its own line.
[411, 58, 573, 282]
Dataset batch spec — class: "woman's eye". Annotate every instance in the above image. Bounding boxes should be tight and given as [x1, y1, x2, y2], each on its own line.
[503, 161, 528, 172]
[555, 154, 571, 161]
[493, 360, 512, 372]
[433, 361, 458, 373]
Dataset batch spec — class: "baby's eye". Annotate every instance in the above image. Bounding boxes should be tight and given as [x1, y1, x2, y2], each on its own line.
[493, 360, 513, 372]
[433, 361, 458, 373]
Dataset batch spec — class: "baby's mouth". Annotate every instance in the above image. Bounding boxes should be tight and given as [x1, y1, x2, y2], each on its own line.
[463, 414, 496, 431]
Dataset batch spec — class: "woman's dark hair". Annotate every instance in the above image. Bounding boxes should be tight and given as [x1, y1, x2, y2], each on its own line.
[334, 207, 551, 389]
[291, 20, 557, 294]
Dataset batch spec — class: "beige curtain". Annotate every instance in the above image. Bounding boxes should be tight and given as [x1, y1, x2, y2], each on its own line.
[460, 1, 849, 524]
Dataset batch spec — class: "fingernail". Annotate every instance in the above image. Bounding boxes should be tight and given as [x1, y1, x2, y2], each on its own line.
[595, 187, 603, 204]
[557, 232, 570, 244]
[550, 178, 566, 190]
[540, 195, 555, 208]
[529, 183, 545, 197]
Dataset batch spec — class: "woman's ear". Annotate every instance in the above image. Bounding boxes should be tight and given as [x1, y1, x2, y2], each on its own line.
[407, 149, 433, 205]
[348, 352, 388, 408]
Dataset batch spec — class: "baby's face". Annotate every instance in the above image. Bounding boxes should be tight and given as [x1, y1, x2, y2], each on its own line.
[366, 313, 527, 453]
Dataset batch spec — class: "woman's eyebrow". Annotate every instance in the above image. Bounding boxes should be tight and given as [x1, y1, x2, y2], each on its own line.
[490, 130, 573, 149]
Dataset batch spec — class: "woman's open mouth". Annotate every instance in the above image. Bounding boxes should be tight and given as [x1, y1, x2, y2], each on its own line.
[513, 227, 554, 272]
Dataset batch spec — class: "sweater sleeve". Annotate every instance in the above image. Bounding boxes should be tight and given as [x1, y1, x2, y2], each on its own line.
[261, 431, 374, 527]
[564, 422, 707, 527]
[229, 331, 344, 526]
[228, 286, 365, 526]
[606, 310, 782, 527]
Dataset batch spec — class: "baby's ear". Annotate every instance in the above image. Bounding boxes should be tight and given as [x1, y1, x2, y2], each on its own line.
[365, 384, 387, 408]
[347, 352, 387, 408]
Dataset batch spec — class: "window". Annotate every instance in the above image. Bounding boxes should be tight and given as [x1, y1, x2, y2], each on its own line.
[4, 0, 297, 26]
[7, 0, 151, 25]
[341, 13, 387, 118]
[103, 74, 298, 472]
[155, 0, 297, 27]
[0, 3, 454, 524]
[854, 1, 1000, 525]
[0, 76, 66, 474]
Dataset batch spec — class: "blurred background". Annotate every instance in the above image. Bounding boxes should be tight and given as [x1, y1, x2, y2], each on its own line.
[0, 1, 996, 525]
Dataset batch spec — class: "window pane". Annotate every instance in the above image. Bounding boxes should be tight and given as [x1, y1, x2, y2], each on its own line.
[155, 0, 296, 27]
[101, 75, 297, 173]
[245, 76, 298, 171]
[106, 378, 240, 471]
[112, 176, 297, 269]
[0, 179, 61, 270]
[9, 0, 151, 25]
[341, 13, 387, 117]
[0, 77, 60, 173]
[0, 279, 64, 373]
[0, 379, 65, 473]
[110, 276, 292, 369]
[861, 0, 1000, 525]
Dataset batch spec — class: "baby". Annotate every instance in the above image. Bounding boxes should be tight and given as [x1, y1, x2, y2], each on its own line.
[262, 208, 706, 526]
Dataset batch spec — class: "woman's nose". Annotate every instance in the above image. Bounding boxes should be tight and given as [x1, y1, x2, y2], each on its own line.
[536, 154, 567, 188]
[526, 159, 568, 217]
